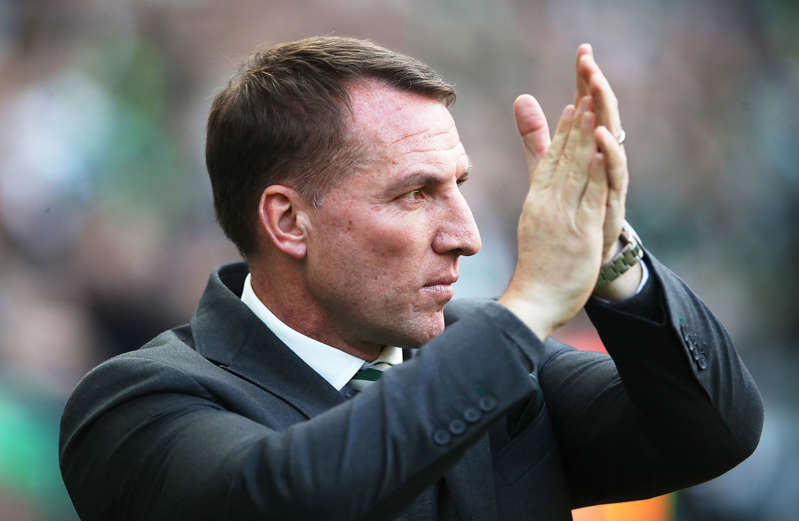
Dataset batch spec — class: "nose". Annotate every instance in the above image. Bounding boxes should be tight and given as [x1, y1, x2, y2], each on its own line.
[432, 188, 482, 256]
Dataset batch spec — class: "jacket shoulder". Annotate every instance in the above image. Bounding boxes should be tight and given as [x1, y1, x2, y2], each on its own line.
[59, 326, 221, 453]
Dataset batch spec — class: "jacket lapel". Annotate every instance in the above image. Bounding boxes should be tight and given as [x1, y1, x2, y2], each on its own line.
[191, 262, 345, 419]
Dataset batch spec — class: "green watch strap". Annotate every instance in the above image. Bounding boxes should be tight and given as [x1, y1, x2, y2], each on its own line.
[595, 222, 644, 288]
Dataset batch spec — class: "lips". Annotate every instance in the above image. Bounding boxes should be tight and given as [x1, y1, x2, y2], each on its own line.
[424, 274, 458, 287]
[422, 274, 458, 303]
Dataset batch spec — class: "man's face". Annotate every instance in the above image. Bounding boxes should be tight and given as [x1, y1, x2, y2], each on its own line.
[303, 82, 481, 351]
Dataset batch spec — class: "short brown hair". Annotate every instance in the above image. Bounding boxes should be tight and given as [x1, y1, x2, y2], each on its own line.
[205, 36, 456, 256]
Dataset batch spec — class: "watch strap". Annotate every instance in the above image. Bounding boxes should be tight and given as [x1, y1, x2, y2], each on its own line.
[595, 222, 644, 288]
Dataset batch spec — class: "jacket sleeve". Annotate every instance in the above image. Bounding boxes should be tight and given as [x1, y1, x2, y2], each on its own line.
[59, 302, 544, 521]
[540, 251, 763, 507]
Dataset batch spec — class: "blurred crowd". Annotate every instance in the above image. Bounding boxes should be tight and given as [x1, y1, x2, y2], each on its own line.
[0, 1, 797, 519]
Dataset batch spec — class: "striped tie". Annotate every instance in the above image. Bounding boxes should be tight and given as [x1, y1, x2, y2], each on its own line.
[342, 360, 394, 398]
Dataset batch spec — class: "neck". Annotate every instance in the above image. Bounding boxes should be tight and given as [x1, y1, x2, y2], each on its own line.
[249, 258, 382, 362]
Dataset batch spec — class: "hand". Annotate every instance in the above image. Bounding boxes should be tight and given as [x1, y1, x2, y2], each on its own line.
[499, 96, 612, 340]
[574, 44, 630, 263]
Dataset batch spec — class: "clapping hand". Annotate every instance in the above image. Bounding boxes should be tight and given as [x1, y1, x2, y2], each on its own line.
[499, 44, 633, 339]
[574, 44, 629, 263]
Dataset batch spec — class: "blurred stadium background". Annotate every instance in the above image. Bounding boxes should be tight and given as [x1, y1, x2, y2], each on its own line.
[1, 0, 797, 519]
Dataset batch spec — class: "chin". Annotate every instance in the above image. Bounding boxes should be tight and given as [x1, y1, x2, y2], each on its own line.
[396, 313, 446, 348]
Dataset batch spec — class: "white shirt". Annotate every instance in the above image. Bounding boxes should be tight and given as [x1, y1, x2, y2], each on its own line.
[240, 261, 648, 389]
[240, 273, 403, 391]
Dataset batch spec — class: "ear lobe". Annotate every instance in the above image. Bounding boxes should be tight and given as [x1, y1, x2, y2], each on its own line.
[257, 185, 308, 259]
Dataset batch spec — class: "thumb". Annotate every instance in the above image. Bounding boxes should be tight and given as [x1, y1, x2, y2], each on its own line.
[514, 94, 551, 173]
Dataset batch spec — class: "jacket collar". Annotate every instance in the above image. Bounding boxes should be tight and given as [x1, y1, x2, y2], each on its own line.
[190, 262, 345, 418]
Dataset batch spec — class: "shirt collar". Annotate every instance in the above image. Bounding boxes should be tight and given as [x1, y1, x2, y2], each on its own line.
[240, 273, 402, 390]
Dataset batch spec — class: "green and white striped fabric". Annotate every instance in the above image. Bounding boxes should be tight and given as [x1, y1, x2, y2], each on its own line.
[348, 361, 394, 392]
[342, 360, 395, 398]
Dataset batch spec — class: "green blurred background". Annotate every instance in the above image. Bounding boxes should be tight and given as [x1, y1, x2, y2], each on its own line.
[1, 0, 797, 519]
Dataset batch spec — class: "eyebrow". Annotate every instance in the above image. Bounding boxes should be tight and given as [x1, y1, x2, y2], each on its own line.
[387, 153, 472, 190]
[382, 172, 439, 196]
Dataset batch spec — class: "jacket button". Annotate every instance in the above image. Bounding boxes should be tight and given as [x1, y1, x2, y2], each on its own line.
[680, 319, 690, 337]
[696, 355, 708, 370]
[463, 408, 481, 424]
[433, 429, 451, 446]
[478, 396, 497, 412]
[449, 419, 466, 436]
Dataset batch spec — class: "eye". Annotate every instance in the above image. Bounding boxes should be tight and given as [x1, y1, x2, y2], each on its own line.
[400, 189, 424, 201]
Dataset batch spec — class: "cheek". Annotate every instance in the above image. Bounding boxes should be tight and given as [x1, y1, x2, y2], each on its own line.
[310, 205, 434, 294]
[338, 211, 426, 261]
[341, 232, 412, 290]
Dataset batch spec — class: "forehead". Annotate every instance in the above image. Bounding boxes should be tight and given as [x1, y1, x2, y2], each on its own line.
[345, 81, 466, 168]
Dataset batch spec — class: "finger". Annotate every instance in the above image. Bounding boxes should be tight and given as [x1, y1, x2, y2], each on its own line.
[595, 125, 627, 258]
[532, 103, 575, 185]
[580, 54, 623, 137]
[560, 98, 597, 209]
[514, 94, 551, 172]
[577, 151, 609, 225]
[548, 95, 592, 162]
[573, 43, 593, 107]
[594, 126, 628, 196]
[547, 104, 577, 157]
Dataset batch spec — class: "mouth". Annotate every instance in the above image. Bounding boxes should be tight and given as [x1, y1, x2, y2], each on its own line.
[425, 274, 459, 286]
[421, 274, 458, 302]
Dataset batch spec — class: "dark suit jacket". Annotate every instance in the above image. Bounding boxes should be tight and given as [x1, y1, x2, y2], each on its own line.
[59, 253, 763, 521]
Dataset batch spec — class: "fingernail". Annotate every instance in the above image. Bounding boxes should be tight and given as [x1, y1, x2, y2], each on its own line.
[563, 105, 575, 121]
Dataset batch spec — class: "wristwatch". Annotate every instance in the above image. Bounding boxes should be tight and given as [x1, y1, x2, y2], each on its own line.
[595, 221, 643, 288]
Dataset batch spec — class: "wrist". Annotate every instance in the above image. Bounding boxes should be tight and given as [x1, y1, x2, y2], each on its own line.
[603, 236, 622, 263]
[497, 293, 557, 341]
[592, 261, 643, 300]
[595, 221, 643, 290]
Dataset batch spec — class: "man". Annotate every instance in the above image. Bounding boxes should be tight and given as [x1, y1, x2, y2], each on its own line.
[59, 37, 763, 521]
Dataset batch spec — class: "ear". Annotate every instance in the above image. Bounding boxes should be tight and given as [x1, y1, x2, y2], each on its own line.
[257, 185, 310, 259]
